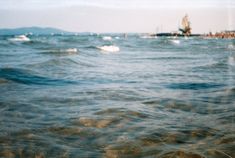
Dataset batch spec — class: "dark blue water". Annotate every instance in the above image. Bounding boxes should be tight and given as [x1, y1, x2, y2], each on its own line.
[0, 34, 235, 158]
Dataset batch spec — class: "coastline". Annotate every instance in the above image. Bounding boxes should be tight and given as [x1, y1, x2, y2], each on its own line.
[153, 31, 235, 39]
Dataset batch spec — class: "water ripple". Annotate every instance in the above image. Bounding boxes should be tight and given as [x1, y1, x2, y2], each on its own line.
[0, 68, 75, 85]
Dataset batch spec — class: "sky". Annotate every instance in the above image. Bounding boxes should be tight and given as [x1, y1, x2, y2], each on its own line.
[0, 0, 234, 33]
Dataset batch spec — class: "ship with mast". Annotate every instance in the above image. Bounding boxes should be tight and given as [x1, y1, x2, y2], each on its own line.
[179, 14, 191, 36]
[156, 14, 200, 37]
[142, 14, 234, 38]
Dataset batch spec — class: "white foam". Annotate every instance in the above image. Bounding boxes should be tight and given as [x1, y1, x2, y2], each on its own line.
[64, 48, 78, 53]
[228, 56, 235, 66]
[9, 35, 30, 42]
[47, 48, 78, 55]
[228, 44, 235, 50]
[102, 36, 112, 41]
[97, 45, 120, 53]
[171, 40, 180, 44]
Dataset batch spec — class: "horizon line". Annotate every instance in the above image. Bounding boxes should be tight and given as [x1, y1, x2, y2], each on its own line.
[1, 26, 235, 35]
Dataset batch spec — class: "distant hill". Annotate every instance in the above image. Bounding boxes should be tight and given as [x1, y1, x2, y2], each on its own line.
[0, 27, 75, 35]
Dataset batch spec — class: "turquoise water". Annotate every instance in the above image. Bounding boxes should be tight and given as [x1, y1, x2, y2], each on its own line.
[0, 34, 235, 157]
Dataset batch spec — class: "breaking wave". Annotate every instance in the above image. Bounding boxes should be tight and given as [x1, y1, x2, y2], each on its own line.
[97, 45, 120, 53]
[8, 35, 30, 42]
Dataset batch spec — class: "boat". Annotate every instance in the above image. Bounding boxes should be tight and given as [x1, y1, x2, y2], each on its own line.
[179, 14, 192, 36]
[155, 14, 200, 37]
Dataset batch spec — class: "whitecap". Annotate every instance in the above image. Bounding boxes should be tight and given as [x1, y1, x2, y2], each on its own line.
[228, 56, 235, 66]
[171, 40, 180, 44]
[42, 48, 78, 56]
[97, 45, 120, 53]
[102, 36, 112, 41]
[64, 48, 78, 53]
[9, 35, 30, 42]
[228, 44, 235, 50]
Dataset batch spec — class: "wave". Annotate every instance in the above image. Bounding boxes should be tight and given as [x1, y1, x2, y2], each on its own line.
[31, 58, 79, 67]
[140, 35, 157, 39]
[227, 44, 235, 50]
[228, 56, 235, 66]
[8, 35, 30, 42]
[170, 39, 180, 45]
[41, 48, 78, 56]
[193, 60, 228, 71]
[83, 45, 98, 49]
[65, 48, 77, 53]
[102, 36, 112, 41]
[166, 82, 224, 90]
[97, 45, 120, 53]
[0, 68, 74, 85]
[29, 58, 96, 69]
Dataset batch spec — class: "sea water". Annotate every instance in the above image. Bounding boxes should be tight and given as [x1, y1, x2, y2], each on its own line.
[0, 34, 234, 157]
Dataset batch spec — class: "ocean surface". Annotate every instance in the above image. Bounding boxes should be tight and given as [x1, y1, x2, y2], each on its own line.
[0, 34, 235, 158]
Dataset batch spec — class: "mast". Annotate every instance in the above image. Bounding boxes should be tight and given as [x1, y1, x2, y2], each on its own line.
[179, 14, 191, 36]
[182, 15, 190, 29]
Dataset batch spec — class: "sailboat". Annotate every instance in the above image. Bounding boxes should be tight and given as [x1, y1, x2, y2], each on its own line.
[179, 14, 192, 36]
[156, 14, 200, 37]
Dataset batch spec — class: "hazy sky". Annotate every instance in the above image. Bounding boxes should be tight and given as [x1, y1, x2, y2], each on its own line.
[0, 0, 234, 33]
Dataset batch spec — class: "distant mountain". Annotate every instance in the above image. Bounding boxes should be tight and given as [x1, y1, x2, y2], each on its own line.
[0, 27, 75, 35]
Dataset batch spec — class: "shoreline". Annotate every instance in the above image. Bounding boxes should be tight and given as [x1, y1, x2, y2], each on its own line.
[154, 31, 235, 39]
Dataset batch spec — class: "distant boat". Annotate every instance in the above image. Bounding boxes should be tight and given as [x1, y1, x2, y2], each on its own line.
[179, 14, 192, 36]
[155, 14, 201, 37]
